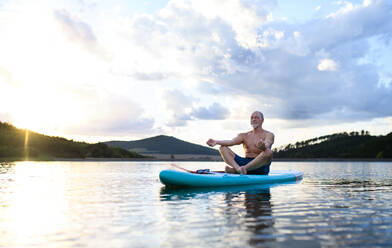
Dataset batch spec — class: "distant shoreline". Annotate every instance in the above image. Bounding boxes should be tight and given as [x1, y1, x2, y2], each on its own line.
[273, 158, 392, 162]
[2, 157, 392, 162]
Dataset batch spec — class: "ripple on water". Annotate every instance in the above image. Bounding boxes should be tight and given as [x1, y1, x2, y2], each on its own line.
[1, 161, 392, 248]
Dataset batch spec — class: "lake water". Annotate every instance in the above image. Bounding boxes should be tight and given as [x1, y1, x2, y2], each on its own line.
[0, 161, 392, 248]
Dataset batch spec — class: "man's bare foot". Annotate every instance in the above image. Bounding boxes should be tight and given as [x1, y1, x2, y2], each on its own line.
[225, 166, 236, 174]
[240, 167, 247, 175]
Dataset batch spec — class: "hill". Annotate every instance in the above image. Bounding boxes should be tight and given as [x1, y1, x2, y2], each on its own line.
[0, 122, 146, 160]
[273, 131, 392, 159]
[105, 135, 220, 155]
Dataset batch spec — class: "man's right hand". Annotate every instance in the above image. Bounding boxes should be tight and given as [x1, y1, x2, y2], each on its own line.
[256, 139, 266, 151]
[206, 139, 217, 147]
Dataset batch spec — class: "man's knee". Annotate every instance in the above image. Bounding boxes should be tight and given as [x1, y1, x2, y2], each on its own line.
[219, 146, 234, 157]
[219, 145, 229, 153]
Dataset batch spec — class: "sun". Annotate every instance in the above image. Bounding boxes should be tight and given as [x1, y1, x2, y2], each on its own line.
[11, 88, 69, 134]
[0, 3, 101, 136]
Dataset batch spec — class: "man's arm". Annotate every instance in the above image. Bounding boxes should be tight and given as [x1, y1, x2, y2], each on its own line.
[256, 133, 275, 151]
[207, 134, 244, 147]
[264, 133, 274, 150]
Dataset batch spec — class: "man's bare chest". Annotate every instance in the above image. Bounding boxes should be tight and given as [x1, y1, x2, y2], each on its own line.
[243, 133, 266, 147]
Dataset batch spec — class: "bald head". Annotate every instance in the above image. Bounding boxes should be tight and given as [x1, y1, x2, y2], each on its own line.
[253, 111, 264, 119]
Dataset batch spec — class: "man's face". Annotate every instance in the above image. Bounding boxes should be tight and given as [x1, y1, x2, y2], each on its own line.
[250, 112, 263, 128]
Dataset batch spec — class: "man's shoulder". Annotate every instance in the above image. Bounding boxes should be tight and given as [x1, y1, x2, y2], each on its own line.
[236, 132, 250, 141]
[240, 131, 252, 136]
[262, 129, 274, 138]
[264, 129, 274, 135]
[241, 130, 273, 135]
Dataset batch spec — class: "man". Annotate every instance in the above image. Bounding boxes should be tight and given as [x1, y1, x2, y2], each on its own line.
[206, 111, 274, 175]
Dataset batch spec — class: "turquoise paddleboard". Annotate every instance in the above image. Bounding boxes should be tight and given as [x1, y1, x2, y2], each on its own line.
[159, 169, 303, 188]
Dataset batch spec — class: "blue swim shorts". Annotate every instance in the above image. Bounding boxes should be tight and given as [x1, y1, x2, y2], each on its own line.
[234, 154, 271, 175]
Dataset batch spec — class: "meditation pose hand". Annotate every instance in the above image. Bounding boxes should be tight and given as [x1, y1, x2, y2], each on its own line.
[206, 139, 217, 147]
[256, 139, 266, 151]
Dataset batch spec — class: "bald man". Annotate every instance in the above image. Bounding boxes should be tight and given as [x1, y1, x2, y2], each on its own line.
[207, 111, 274, 175]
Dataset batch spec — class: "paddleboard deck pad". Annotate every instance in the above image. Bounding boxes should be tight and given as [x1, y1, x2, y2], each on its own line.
[159, 169, 303, 188]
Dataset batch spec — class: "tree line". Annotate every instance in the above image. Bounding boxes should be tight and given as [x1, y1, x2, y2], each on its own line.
[2, 121, 391, 160]
[0, 122, 146, 160]
[273, 131, 392, 159]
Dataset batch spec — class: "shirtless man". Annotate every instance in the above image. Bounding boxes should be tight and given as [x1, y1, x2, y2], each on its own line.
[206, 111, 274, 175]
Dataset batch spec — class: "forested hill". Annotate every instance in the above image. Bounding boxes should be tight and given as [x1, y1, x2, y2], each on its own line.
[105, 135, 220, 155]
[0, 122, 146, 160]
[273, 131, 392, 159]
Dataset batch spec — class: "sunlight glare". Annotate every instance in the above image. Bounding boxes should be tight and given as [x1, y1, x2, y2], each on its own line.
[24, 129, 29, 161]
[1, 1, 107, 135]
[1, 163, 70, 247]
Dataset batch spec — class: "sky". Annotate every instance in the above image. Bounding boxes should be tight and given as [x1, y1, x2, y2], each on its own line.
[0, 0, 391, 154]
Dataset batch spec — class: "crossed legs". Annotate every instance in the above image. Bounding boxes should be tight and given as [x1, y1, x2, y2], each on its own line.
[219, 146, 272, 174]
[219, 146, 240, 173]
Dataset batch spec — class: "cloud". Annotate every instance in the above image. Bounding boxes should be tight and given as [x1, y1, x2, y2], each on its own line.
[2, 0, 391, 138]
[197, 81, 227, 94]
[318, 59, 338, 71]
[307, 0, 392, 50]
[163, 90, 194, 126]
[164, 89, 194, 112]
[57, 0, 392, 127]
[53, 9, 108, 59]
[191, 102, 230, 120]
[188, 0, 275, 49]
[91, 118, 154, 134]
[163, 90, 230, 125]
[0, 112, 13, 123]
[110, 0, 274, 81]
[54, 9, 96, 43]
[131, 72, 169, 81]
[129, 0, 392, 123]
[62, 90, 155, 136]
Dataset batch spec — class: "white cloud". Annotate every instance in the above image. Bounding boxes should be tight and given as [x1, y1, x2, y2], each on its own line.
[61, 89, 155, 136]
[186, 0, 392, 122]
[1, 0, 392, 146]
[318, 59, 339, 71]
[53, 9, 109, 59]
[163, 89, 230, 125]
[54, 9, 97, 44]
[163, 90, 194, 126]
[327, 2, 355, 18]
[189, 0, 274, 50]
[102, 0, 392, 125]
[0, 112, 12, 123]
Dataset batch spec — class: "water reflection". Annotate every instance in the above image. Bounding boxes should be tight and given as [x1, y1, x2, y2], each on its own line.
[243, 190, 274, 245]
[2, 161, 391, 247]
[0, 162, 71, 247]
[221, 188, 275, 246]
[160, 184, 272, 200]
[0, 162, 15, 174]
[160, 185, 276, 246]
